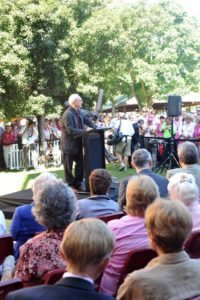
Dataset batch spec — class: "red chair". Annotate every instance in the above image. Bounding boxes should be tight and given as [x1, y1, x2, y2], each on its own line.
[117, 248, 158, 289]
[44, 268, 66, 285]
[0, 278, 23, 300]
[0, 235, 14, 264]
[97, 212, 124, 223]
[184, 230, 200, 259]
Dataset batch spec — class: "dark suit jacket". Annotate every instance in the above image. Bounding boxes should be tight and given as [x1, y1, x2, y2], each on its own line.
[132, 123, 140, 145]
[6, 277, 115, 300]
[61, 107, 95, 155]
[118, 168, 169, 210]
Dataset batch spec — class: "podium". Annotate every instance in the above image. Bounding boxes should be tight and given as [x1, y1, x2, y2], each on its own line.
[82, 128, 110, 192]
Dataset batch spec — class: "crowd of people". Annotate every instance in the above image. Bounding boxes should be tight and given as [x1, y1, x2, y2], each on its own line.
[105, 107, 200, 171]
[0, 139, 200, 299]
[0, 117, 62, 170]
[2, 93, 200, 299]
[1, 103, 200, 172]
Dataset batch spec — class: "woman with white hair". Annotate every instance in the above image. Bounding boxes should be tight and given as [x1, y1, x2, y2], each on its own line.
[10, 172, 57, 259]
[168, 172, 200, 230]
[14, 178, 77, 286]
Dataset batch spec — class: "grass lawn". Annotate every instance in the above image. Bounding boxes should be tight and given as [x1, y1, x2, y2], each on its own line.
[1, 163, 135, 231]
[0, 163, 136, 197]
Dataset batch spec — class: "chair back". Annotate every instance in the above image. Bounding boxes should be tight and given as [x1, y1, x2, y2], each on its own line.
[184, 230, 200, 258]
[0, 235, 13, 264]
[118, 248, 158, 288]
[0, 278, 23, 300]
[97, 212, 124, 223]
[44, 268, 66, 285]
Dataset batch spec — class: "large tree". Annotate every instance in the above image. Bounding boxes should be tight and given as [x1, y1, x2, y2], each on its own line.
[119, 0, 200, 108]
[1, 0, 200, 116]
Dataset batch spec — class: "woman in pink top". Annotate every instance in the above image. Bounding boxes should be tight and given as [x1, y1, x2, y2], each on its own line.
[99, 175, 159, 296]
[193, 116, 200, 154]
[168, 172, 200, 231]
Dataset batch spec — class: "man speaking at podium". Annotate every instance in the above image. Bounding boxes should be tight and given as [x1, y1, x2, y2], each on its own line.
[61, 94, 96, 191]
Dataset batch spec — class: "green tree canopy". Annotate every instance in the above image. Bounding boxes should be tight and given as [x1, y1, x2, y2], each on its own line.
[1, 0, 200, 116]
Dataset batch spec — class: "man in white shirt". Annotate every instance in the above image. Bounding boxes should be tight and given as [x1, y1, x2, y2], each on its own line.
[115, 116, 135, 171]
[20, 119, 38, 170]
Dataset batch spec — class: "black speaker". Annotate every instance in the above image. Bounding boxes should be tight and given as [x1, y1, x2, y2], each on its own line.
[167, 95, 182, 117]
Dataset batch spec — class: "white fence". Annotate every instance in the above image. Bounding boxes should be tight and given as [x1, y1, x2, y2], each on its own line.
[8, 140, 61, 170]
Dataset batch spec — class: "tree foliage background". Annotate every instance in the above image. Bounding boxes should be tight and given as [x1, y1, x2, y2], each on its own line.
[1, 0, 200, 117]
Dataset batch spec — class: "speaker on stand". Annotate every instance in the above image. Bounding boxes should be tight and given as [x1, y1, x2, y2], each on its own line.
[154, 95, 182, 173]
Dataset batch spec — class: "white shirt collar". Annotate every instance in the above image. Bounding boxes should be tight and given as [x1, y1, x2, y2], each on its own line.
[62, 272, 94, 285]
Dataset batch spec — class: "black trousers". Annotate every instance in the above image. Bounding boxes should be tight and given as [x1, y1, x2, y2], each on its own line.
[63, 149, 84, 187]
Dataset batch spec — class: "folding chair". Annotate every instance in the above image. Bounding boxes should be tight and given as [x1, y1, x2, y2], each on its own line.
[0, 235, 14, 264]
[0, 278, 23, 300]
[117, 248, 158, 289]
[44, 268, 66, 285]
[97, 212, 124, 223]
[184, 230, 200, 259]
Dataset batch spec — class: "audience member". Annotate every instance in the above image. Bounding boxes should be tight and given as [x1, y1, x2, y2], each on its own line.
[6, 218, 115, 300]
[131, 119, 144, 153]
[77, 169, 119, 218]
[167, 141, 200, 192]
[20, 119, 38, 171]
[117, 199, 200, 300]
[99, 175, 159, 296]
[168, 172, 200, 231]
[0, 209, 6, 236]
[0, 210, 14, 282]
[11, 122, 19, 142]
[115, 115, 135, 171]
[118, 149, 168, 211]
[10, 172, 57, 259]
[178, 113, 195, 139]
[43, 118, 51, 141]
[2, 123, 15, 168]
[14, 179, 77, 286]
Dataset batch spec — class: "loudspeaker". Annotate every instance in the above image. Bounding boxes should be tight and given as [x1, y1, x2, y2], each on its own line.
[167, 95, 182, 117]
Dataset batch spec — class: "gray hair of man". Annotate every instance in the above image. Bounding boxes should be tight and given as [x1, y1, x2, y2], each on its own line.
[168, 173, 199, 206]
[68, 94, 82, 106]
[132, 148, 152, 169]
[31, 172, 57, 200]
[178, 141, 198, 165]
[32, 179, 77, 230]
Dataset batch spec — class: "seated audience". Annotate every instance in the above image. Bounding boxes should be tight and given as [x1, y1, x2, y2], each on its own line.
[0, 209, 6, 235]
[117, 199, 200, 300]
[99, 175, 159, 296]
[10, 172, 57, 259]
[118, 149, 168, 211]
[77, 169, 119, 218]
[167, 141, 200, 193]
[168, 172, 200, 231]
[14, 179, 77, 286]
[0, 210, 12, 282]
[6, 218, 115, 300]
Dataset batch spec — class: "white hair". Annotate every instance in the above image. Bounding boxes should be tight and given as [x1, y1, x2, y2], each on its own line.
[68, 94, 82, 106]
[32, 172, 57, 200]
[168, 172, 199, 205]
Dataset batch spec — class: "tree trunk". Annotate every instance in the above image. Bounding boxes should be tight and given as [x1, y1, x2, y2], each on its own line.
[37, 115, 45, 155]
